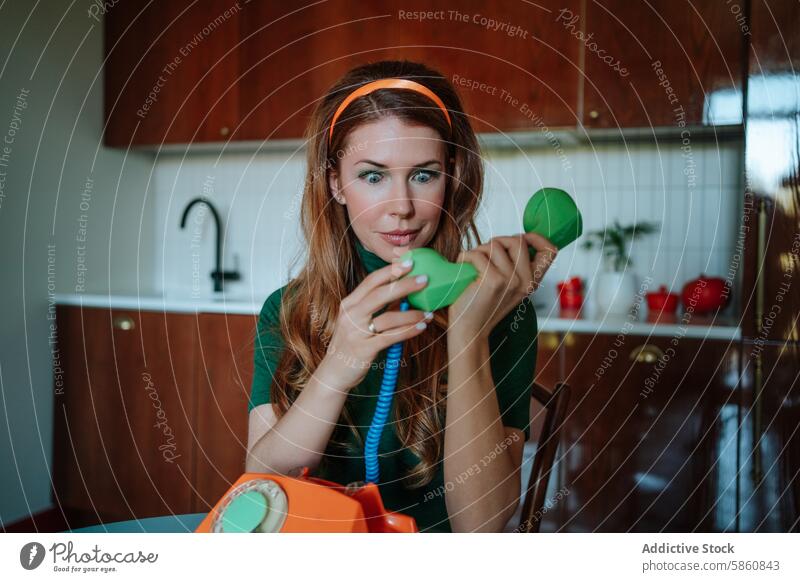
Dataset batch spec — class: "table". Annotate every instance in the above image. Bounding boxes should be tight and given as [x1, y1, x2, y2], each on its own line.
[67, 513, 207, 533]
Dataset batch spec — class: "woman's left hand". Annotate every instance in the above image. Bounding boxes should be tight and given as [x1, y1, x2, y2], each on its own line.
[448, 232, 558, 340]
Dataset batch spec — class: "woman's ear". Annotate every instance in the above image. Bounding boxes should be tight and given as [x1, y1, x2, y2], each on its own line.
[328, 170, 345, 204]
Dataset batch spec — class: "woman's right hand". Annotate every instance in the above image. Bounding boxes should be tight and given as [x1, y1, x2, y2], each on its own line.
[316, 258, 433, 393]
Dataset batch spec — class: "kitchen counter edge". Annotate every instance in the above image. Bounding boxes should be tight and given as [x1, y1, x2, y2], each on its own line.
[53, 294, 742, 341]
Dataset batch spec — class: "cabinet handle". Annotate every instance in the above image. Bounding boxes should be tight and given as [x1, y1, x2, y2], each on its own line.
[752, 197, 767, 483]
[219, 126, 230, 136]
[588, 109, 600, 120]
[629, 344, 664, 364]
[113, 315, 135, 331]
[540, 332, 559, 351]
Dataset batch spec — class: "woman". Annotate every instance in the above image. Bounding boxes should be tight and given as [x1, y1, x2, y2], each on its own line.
[246, 60, 557, 533]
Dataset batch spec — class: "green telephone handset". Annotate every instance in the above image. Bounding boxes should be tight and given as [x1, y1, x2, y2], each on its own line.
[400, 187, 583, 312]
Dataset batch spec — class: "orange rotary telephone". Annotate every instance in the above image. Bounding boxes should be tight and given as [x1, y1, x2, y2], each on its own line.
[195, 467, 418, 533]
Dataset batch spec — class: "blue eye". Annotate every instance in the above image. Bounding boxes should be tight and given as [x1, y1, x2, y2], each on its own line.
[413, 170, 440, 184]
[359, 170, 383, 184]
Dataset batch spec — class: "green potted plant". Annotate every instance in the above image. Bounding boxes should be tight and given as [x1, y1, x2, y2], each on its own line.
[581, 220, 659, 315]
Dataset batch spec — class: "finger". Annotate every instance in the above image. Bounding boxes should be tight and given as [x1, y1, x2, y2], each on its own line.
[457, 248, 490, 273]
[492, 235, 534, 292]
[530, 246, 557, 290]
[367, 316, 429, 351]
[523, 231, 558, 255]
[457, 248, 495, 293]
[360, 271, 429, 316]
[483, 238, 516, 278]
[370, 309, 432, 333]
[347, 257, 414, 304]
[494, 234, 531, 281]
[523, 232, 557, 286]
[469, 246, 507, 287]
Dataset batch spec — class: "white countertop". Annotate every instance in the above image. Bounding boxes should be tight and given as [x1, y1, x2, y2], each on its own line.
[54, 293, 742, 341]
[54, 292, 264, 315]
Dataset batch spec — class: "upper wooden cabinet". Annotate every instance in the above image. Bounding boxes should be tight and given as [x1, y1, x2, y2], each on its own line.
[104, 0, 744, 146]
[582, 0, 745, 128]
[104, 0, 240, 146]
[234, 0, 581, 140]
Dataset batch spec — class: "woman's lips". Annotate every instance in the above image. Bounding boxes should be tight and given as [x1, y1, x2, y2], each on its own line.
[379, 230, 420, 246]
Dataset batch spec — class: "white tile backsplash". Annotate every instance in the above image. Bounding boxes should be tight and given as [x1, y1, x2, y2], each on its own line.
[151, 140, 743, 307]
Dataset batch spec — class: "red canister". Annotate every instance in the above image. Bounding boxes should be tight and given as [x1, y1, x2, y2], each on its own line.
[646, 285, 679, 314]
[681, 275, 730, 314]
[557, 276, 584, 310]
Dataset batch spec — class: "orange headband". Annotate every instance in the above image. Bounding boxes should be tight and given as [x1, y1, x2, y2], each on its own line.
[328, 78, 452, 145]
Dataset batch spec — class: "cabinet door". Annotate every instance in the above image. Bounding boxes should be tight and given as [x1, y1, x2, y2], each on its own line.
[741, 0, 800, 342]
[236, 0, 581, 141]
[582, 0, 744, 127]
[742, 195, 800, 341]
[192, 313, 255, 512]
[104, 1, 240, 146]
[535, 331, 562, 390]
[528, 330, 563, 446]
[53, 307, 197, 523]
[556, 333, 738, 531]
[739, 342, 800, 532]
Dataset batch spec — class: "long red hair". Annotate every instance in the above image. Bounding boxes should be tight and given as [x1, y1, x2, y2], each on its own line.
[271, 60, 484, 488]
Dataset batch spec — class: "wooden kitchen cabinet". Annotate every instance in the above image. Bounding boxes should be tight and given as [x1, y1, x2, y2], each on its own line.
[104, 0, 583, 145]
[235, 0, 581, 140]
[528, 330, 564, 448]
[582, 0, 745, 128]
[741, 194, 800, 342]
[53, 307, 198, 524]
[738, 342, 800, 532]
[736, 0, 800, 532]
[53, 307, 258, 525]
[104, 0, 240, 146]
[534, 331, 562, 390]
[103, 0, 745, 146]
[192, 313, 256, 513]
[549, 332, 740, 531]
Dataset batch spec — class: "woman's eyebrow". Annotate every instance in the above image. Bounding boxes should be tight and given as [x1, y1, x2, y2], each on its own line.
[355, 159, 442, 168]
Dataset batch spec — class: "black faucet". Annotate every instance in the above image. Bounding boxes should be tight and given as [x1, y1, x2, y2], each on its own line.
[179, 197, 241, 293]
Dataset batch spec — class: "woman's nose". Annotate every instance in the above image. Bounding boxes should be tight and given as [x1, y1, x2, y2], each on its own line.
[387, 182, 414, 217]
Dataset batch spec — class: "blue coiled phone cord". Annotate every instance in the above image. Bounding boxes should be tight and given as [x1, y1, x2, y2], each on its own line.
[364, 298, 410, 484]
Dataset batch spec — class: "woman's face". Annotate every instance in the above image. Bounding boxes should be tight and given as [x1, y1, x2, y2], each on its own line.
[328, 116, 447, 262]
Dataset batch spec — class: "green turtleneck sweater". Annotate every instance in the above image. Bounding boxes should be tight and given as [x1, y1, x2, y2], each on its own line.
[248, 238, 539, 533]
